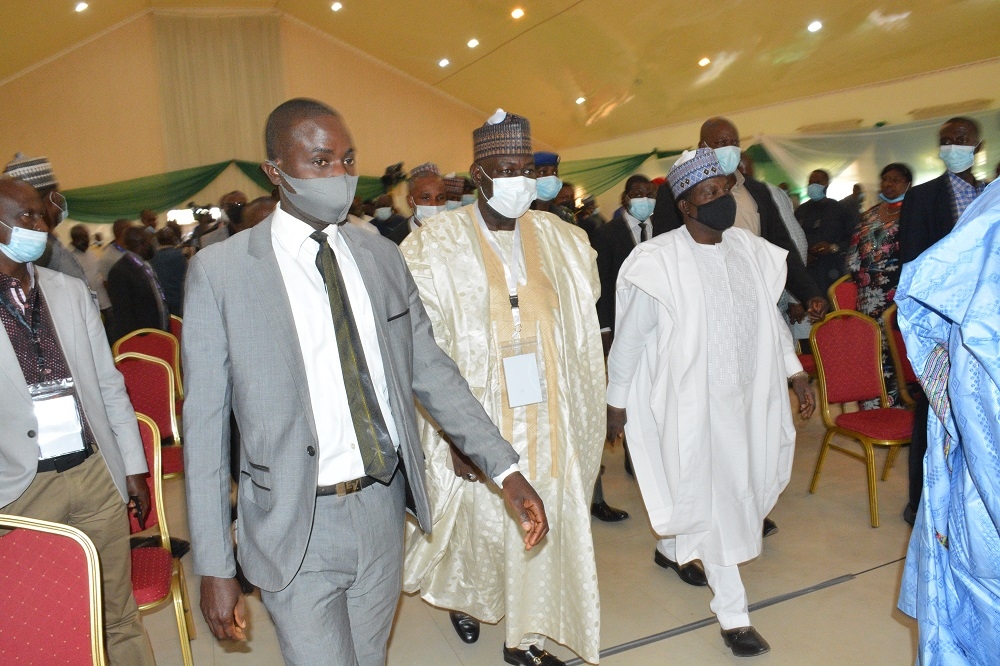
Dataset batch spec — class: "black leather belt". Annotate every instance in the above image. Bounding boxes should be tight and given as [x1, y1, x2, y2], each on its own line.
[316, 462, 399, 497]
[37, 443, 94, 473]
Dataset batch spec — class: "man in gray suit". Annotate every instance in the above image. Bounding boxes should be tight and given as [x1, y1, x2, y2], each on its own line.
[0, 177, 155, 665]
[183, 98, 549, 666]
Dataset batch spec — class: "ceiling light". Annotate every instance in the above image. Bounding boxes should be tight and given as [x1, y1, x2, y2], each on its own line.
[698, 57, 711, 67]
[331, 2, 342, 11]
[438, 58, 450, 68]
[75, 1, 88, 11]
[467, 39, 479, 48]
[511, 8, 525, 19]
[807, 20, 823, 32]
[575, 97, 586, 105]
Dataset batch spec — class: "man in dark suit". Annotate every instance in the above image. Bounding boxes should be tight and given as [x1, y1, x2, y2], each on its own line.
[0, 177, 155, 665]
[592, 174, 658, 351]
[651, 118, 827, 320]
[183, 98, 548, 665]
[795, 169, 857, 294]
[106, 226, 169, 342]
[150, 226, 187, 316]
[898, 116, 985, 525]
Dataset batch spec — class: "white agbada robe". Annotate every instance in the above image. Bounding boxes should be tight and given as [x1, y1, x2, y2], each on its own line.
[607, 226, 801, 567]
[399, 205, 605, 663]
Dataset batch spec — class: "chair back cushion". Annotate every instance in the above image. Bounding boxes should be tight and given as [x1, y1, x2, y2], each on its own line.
[833, 279, 858, 310]
[169, 315, 182, 341]
[129, 416, 161, 534]
[0, 524, 97, 664]
[114, 353, 176, 441]
[813, 312, 884, 404]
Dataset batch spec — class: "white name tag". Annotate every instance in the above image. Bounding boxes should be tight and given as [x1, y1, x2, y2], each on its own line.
[34, 393, 86, 459]
[502, 353, 544, 408]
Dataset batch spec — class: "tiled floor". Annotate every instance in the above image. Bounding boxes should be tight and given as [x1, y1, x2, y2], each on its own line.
[143, 398, 918, 664]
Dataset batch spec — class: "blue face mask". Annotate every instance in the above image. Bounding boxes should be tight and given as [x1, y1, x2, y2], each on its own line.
[535, 175, 563, 202]
[879, 191, 906, 204]
[628, 196, 655, 221]
[0, 219, 48, 263]
[713, 146, 742, 176]
[461, 193, 477, 205]
[939, 144, 976, 174]
[445, 200, 463, 210]
[807, 183, 826, 201]
[374, 207, 393, 221]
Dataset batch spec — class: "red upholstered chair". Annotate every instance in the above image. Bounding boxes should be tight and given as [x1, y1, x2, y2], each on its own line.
[113, 328, 184, 400]
[169, 314, 183, 343]
[883, 304, 919, 409]
[808, 310, 913, 527]
[130, 414, 195, 666]
[114, 352, 184, 478]
[827, 275, 858, 311]
[0, 514, 105, 665]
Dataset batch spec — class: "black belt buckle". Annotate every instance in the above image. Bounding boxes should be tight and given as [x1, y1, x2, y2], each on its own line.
[38, 443, 93, 473]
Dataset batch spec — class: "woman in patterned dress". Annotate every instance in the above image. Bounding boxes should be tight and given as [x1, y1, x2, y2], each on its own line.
[845, 162, 912, 405]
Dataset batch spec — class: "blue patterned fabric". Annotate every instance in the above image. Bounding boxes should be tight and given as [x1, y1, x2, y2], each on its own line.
[946, 171, 984, 225]
[896, 179, 1000, 665]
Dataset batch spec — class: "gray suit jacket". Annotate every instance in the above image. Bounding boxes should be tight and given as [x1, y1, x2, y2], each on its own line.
[0, 267, 147, 509]
[182, 215, 519, 592]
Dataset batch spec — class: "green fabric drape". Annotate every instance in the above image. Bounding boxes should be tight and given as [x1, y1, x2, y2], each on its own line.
[744, 144, 795, 190]
[234, 160, 273, 193]
[64, 161, 232, 223]
[559, 152, 656, 198]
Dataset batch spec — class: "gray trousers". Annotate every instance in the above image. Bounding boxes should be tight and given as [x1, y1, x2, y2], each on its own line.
[261, 472, 406, 666]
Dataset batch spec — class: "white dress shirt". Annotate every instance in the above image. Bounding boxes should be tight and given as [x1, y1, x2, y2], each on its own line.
[623, 210, 650, 245]
[271, 204, 399, 486]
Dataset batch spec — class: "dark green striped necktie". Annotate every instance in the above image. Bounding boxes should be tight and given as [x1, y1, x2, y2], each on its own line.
[310, 230, 397, 483]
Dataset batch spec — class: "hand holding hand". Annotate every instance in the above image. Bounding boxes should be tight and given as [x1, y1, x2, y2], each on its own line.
[806, 297, 829, 322]
[501, 472, 548, 550]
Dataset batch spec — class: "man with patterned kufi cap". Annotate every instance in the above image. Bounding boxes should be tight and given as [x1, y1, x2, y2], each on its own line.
[605, 147, 815, 657]
[3, 153, 88, 285]
[401, 109, 606, 665]
[442, 172, 467, 209]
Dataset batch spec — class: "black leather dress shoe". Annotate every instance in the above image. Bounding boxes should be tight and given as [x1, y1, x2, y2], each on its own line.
[449, 611, 480, 644]
[762, 517, 778, 538]
[721, 626, 771, 657]
[653, 549, 708, 586]
[591, 501, 630, 522]
[503, 645, 565, 666]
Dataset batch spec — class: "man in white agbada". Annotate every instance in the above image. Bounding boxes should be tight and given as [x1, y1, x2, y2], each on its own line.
[606, 148, 814, 658]
[401, 109, 605, 666]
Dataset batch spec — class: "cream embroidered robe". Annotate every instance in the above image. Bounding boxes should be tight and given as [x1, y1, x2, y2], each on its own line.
[400, 205, 605, 663]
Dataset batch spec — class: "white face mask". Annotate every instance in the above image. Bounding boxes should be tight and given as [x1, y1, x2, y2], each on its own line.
[415, 204, 446, 220]
[479, 169, 536, 219]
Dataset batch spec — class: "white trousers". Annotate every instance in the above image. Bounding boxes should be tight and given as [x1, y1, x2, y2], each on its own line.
[656, 538, 750, 630]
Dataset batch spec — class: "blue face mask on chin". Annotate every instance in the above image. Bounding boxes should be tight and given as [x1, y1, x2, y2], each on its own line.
[0, 219, 48, 263]
[879, 191, 906, 204]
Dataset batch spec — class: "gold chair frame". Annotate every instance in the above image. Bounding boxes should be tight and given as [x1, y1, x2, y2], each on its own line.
[882, 303, 917, 409]
[808, 310, 910, 527]
[134, 413, 195, 666]
[0, 513, 106, 666]
[826, 274, 854, 310]
[113, 328, 184, 399]
[114, 352, 182, 479]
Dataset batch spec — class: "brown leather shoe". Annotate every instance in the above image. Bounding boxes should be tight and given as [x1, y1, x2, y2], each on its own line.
[653, 549, 708, 586]
[503, 645, 565, 666]
[449, 611, 479, 644]
[721, 626, 771, 657]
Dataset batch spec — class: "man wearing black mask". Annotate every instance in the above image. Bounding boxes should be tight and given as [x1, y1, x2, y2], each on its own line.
[200, 190, 248, 248]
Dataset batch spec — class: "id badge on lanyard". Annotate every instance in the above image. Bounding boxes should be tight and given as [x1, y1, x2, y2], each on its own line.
[30, 378, 86, 459]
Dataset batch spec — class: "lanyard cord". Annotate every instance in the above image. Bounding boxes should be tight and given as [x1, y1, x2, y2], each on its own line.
[473, 205, 523, 333]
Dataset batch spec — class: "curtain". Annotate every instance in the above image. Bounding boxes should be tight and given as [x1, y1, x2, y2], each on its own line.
[154, 12, 284, 170]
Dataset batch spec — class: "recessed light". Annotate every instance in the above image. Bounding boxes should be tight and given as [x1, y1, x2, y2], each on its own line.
[467, 38, 479, 48]
[331, 2, 342, 11]
[75, 1, 88, 11]
[439, 58, 450, 68]
[807, 20, 823, 32]
[698, 57, 711, 67]
[511, 8, 525, 19]
[575, 97, 585, 105]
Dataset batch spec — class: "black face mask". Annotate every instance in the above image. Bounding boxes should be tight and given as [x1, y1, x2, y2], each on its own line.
[689, 193, 737, 231]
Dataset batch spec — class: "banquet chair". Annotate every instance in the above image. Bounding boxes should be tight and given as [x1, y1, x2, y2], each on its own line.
[130, 413, 195, 666]
[0, 514, 105, 665]
[169, 314, 183, 342]
[808, 310, 913, 527]
[114, 352, 184, 478]
[113, 328, 183, 400]
[827, 275, 858, 311]
[794, 340, 817, 378]
[883, 304, 919, 409]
